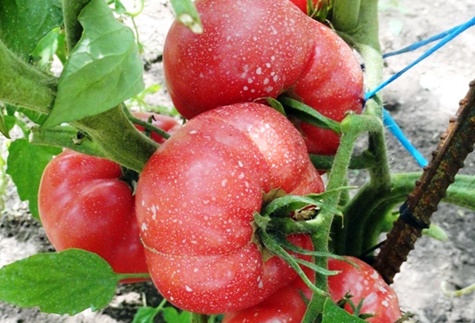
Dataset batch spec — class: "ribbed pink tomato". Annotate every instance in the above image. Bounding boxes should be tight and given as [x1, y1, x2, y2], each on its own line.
[136, 102, 324, 313]
[163, 0, 363, 155]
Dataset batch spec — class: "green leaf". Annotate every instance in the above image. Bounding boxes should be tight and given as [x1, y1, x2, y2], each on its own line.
[170, 0, 203, 34]
[423, 223, 448, 241]
[266, 97, 287, 116]
[43, 0, 144, 128]
[0, 113, 10, 139]
[322, 298, 368, 323]
[30, 27, 64, 67]
[132, 306, 160, 323]
[0, 249, 119, 315]
[279, 96, 342, 134]
[6, 139, 61, 218]
[0, 0, 63, 60]
[162, 307, 192, 323]
[262, 194, 322, 218]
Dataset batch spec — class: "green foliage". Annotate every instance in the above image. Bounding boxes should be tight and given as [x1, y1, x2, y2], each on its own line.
[6, 139, 61, 218]
[30, 27, 67, 66]
[0, 0, 63, 60]
[0, 249, 118, 315]
[321, 298, 367, 323]
[43, 0, 144, 128]
[162, 307, 192, 323]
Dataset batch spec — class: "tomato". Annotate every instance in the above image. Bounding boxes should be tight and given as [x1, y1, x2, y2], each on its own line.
[136, 102, 324, 313]
[38, 113, 179, 281]
[223, 257, 401, 322]
[163, 0, 363, 155]
[222, 265, 314, 322]
[328, 257, 401, 323]
[223, 284, 307, 323]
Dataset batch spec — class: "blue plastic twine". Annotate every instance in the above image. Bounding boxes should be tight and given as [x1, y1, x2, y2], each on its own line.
[365, 15, 475, 101]
[364, 15, 475, 168]
[383, 109, 428, 168]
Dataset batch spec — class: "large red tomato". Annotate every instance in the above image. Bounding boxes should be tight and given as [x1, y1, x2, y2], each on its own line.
[136, 102, 324, 313]
[38, 113, 179, 280]
[163, 0, 363, 155]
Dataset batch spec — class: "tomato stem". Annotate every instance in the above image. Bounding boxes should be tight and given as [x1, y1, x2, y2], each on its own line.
[0, 41, 56, 115]
[303, 113, 381, 322]
[332, 0, 361, 32]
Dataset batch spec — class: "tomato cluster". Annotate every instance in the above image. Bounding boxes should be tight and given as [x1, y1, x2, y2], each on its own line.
[38, 0, 402, 320]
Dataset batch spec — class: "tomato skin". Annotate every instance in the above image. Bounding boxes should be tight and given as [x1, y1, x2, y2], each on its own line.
[328, 257, 401, 323]
[163, 0, 363, 155]
[38, 150, 148, 277]
[288, 22, 364, 155]
[136, 102, 324, 314]
[222, 284, 307, 323]
[222, 242, 314, 323]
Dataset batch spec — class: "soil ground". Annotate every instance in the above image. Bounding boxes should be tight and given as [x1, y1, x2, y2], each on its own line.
[1, 0, 475, 322]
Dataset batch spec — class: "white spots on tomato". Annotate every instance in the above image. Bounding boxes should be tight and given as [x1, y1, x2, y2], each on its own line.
[141, 223, 148, 232]
[382, 300, 389, 308]
[257, 276, 264, 289]
[265, 86, 274, 93]
[189, 130, 198, 135]
[151, 204, 157, 220]
[256, 67, 262, 75]
[185, 285, 193, 292]
[221, 179, 228, 187]
[263, 77, 269, 85]
[247, 77, 253, 84]
[370, 269, 380, 280]
[243, 86, 249, 91]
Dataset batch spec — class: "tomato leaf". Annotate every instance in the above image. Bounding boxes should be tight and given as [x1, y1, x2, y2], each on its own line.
[132, 306, 159, 323]
[6, 139, 61, 218]
[162, 307, 192, 323]
[0, 0, 63, 60]
[266, 97, 287, 116]
[322, 298, 368, 323]
[0, 249, 119, 315]
[42, 0, 144, 128]
[279, 97, 342, 134]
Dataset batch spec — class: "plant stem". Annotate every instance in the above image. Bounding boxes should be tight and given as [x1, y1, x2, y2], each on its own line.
[0, 41, 56, 114]
[302, 114, 380, 322]
[332, 0, 361, 32]
[73, 106, 159, 172]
